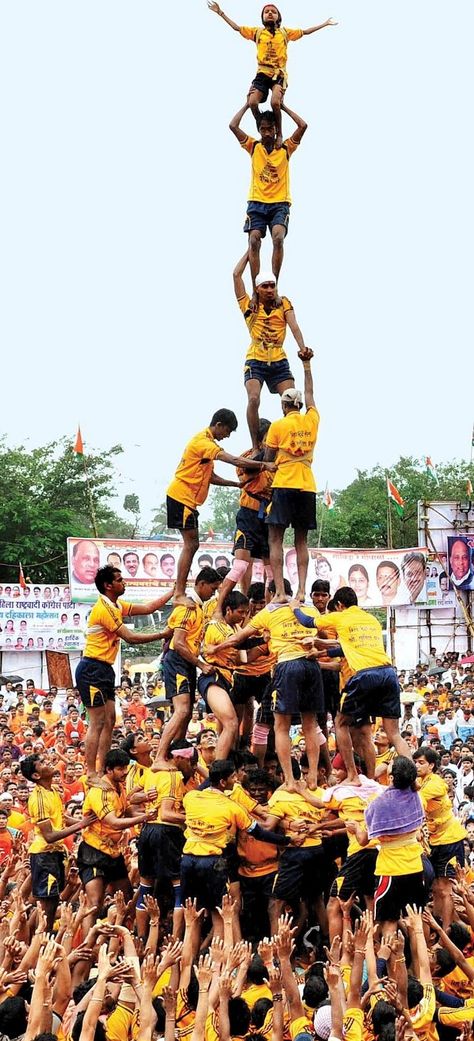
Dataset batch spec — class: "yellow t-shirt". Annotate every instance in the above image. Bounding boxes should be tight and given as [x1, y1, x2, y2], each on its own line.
[439, 997, 474, 1022]
[240, 25, 303, 78]
[268, 787, 324, 848]
[238, 293, 293, 364]
[28, 786, 66, 854]
[439, 961, 474, 1000]
[229, 782, 258, 815]
[82, 783, 128, 857]
[202, 619, 241, 685]
[410, 983, 437, 1041]
[374, 833, 424, 876]
[241, 135, 299, 204]
[202, 595, 218, 623]
[238, 450, 273, 512]
[323, 787, 380, 856]
[343, 1008, 364, 1041]
[142, 766, 185, 827]
[315, 606, 390, 677]
[167, 427, 222, 509]
[182, 788, 251, 856]
[266, 407, 319, 492]
[169, 603, 204, 657]
[248, 603, 310, 662]
[126, 761, 149, 795]
[237, 825, 279, 879]
[375, 747, 397, 786]
[83, 595, 134, 665]
[418, 773, 466, 846]
[106, 1004, 133, 1041]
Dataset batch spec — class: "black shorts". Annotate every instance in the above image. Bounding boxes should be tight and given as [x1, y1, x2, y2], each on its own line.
[429, 840, 465, 879]
[271, 658, 323, 716]
[232, 671, 272, 707]
[273, 845, 325, 901]
[266, 489, 317, 530]
[75, 657, 116, 709]
[223, 841, 240, 885]
[330, 848, 378, 901]
[322, 669, 340, 719]
[180, 853, 228, 911]
[374, 872, 426, 923]
[256, 685, 274, 727]
[339, 666, 401, 728]
[197, 670, 232, 708]
[249, 71, 284, 103]
[138, 823, 184, 882]
[30, 851, 65, 900]
[240, 871, 276, 937]
[77, 841, 128, 886]
[166, 495, 199, 532]
[163, 650, 196, 701]
[234, 506, 270, 560]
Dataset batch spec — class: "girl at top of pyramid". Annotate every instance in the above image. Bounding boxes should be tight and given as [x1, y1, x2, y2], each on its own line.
[208, 3, 337, 147]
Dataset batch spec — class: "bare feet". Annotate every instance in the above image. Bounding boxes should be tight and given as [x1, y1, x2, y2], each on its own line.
[296, 588, 306, 603]
[152, 758, 177, 772]
[346, 773, 362, 786]
[306, 774, 318, 790]
[172, 594, 196, 608]
[271, 593, 290, 604]
[281, 778, 299, 793]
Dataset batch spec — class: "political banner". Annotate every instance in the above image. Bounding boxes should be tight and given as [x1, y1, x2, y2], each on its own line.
[446, 535, 474, 592]
[308, 547, 430, 608]
[0, 584, 89, 652]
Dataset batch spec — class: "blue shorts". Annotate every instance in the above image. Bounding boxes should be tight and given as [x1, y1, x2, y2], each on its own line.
[429, 839, 465, 879]
[30, 851, 65, 900]
[244, 357, 293, 394]
[76, 657, 116, 709]
[180, 853, 228, 911]
[271, 658, 323, 716]
[339, 665, 400, 727]
[244, 201, 290, 238]
[234, 505, 270, 559]
[163, 649, 196, 702]
[197, 669, 232, 709]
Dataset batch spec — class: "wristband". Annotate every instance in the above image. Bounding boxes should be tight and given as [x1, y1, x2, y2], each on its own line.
[273, 993, 283, 1002]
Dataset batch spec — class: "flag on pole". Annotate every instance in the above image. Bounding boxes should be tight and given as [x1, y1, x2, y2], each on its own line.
[74, 426, 84, 456]
[323, 488, 335, 510]
[467, 478, 473, 498]
[425, 456, 438, 481]
[387, 477, 405, 516]
[18, 563, 27, 591]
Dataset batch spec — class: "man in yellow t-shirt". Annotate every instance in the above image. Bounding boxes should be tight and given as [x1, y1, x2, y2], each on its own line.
[414, 745, 467, 926]
[198, 591, 250, 759]
[166, 409, 274, 602]
[233, 254, 311, 447]
[76, 565, 173, 780]
[229, 96, 307, 298]
[264, 352, 319, 602]
[20, 752, 93, 930]
[295, 586, 411, 784]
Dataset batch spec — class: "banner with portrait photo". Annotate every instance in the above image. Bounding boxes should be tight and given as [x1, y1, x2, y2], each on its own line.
[67, 537, 235, 604]
[446, 535, 474, 592]
[308, 547, 429, 609]
[0, 583, 89, 652]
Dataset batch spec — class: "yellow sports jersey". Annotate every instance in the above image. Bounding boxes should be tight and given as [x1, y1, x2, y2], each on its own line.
[126, 761, 149, 794]
[83, 595, 134, 665]
[202, 619, 241, 685]
[242, 982, 273, 1008]
[106, 1004, 133, 1041]
[28, 786, 66, 854]
[182, 788, 251, 856]
[167, 428, 222, 509]
[315, 606, 391, 676]
[418, 774, 466, 846]
[237, 636, 276, 677]
[410, 984, 438, 1041]
[268, 787, 324, 848]
[240, 25, 303, 79]
[169, 603, 204, 657]
[203, 595, 217, 622]
[374, 833, 424, 877]
[82, 783, 128, 857]
[248, 604, 310, 663]
[238, 451, 273, 512]
[439, 998, 474, 1023]
[343, 1008, 364, 1041]
[242, 136, 299, 204]
[230, 782, 258, 815]
[142, 767, 185, 827]
[323, 788, 380, 856]
[238, 293, 293, 364]
[266, 407, 319, 492]
[237, 813, 278, 879]
[439, 961, 474, 1000]
[375, 748, 397, 786]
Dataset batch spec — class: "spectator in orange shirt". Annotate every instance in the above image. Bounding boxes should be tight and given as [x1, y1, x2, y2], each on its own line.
[127, 691, 149, 727]
[65, 707, 86, 743]
[0, 809, 14, 865]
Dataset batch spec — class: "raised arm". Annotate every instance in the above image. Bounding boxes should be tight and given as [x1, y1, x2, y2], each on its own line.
[281, 102, 307, 144]
[233, 251, 249, 300]
[130, 589, 174, 616]
[302, 354, 316, 410]
[285, 307, 309, 354]
[229, 102, 250, 143]
[302, 18, 338, 35]
[208, 2, 240, 32]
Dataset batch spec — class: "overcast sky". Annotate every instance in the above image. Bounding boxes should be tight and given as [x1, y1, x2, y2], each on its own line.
[1, 1, 473, 531]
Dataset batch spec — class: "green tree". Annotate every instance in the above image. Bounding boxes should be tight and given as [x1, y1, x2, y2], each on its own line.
[150, 501, 175, 536]
[201, 488, 240, 539]
[0, 437, 136, 583]
[123, 494, 141, 538]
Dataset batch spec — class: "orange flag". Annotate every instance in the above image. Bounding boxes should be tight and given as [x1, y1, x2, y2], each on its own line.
[74, 426, 84, 455]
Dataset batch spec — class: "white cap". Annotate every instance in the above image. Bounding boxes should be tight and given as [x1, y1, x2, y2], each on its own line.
[281, 388, 303, 407]
[255, 271, 276, 288]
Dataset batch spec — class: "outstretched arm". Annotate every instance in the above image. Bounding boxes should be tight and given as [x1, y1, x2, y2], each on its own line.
[285, 308, 309, 354]
[281, 102, 307, 144]
[233, 251, 249, 300]
[302, 18, 338, 35]
[208, 3, 240, 32]
[302, 354, 316, 410]
[229, 102, 250, 143]
[217, 448, 275, 472]
[130, 589, 174, 616]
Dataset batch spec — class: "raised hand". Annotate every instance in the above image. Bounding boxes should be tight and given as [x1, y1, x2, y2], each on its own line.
[162, 985, 177, 1014]
[210, 935, 226, 967]
[323, 961, 341, 989]
[257, 937, 274, 968]
[324, 935, 342, 965]
[216, 892, 236, 924]
[208, 1, 222, 12]
[143, 894, 160, 924]
[193, 953, 213, 989]
[184, 896, 205, 930]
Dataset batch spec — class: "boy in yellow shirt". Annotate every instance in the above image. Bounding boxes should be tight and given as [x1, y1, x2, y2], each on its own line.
[209, 2, 336, 146]
[414, 745, 467, 926]
[198, 591, 250, 759]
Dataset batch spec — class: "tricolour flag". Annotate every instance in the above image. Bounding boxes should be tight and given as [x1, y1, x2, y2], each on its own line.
[425, 456, 438, 481]
[74, 426, 84, 455]
[467, 478, 473, 498]
[19, 563, 27, 591]
[323, 488, 335, 510]
[387, 477, 405, 516]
